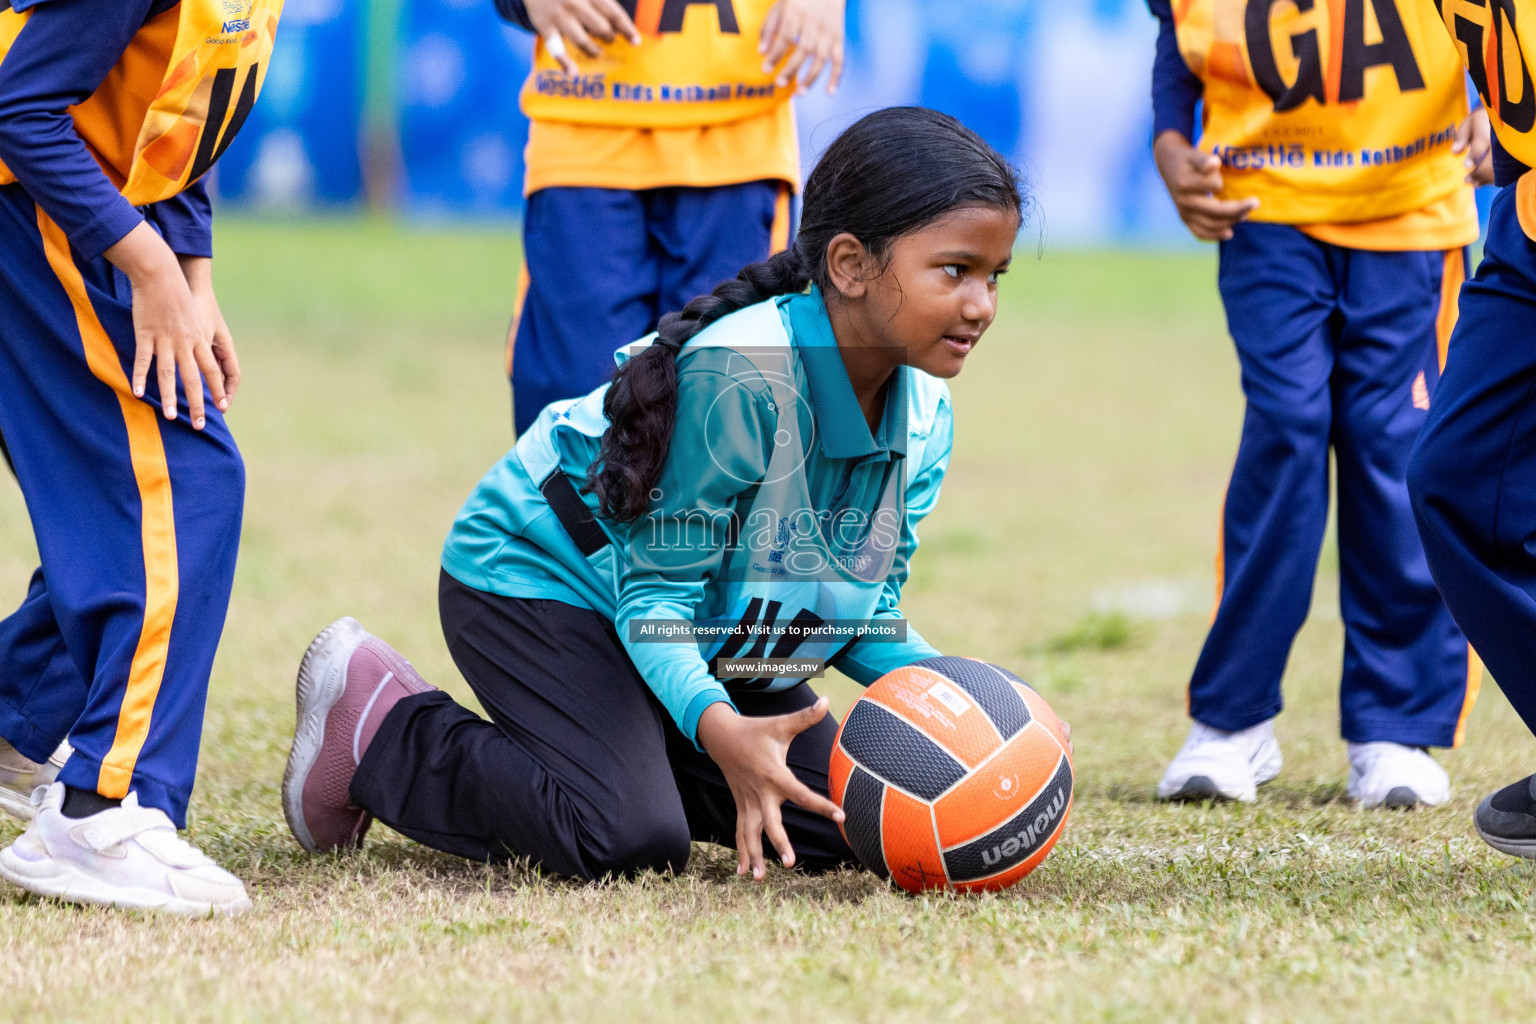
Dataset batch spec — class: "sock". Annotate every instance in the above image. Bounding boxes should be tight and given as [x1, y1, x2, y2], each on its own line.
[61, 785, 121, 819]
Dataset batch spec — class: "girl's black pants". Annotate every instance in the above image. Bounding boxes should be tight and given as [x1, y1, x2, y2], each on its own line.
[349, 571, 856, 881]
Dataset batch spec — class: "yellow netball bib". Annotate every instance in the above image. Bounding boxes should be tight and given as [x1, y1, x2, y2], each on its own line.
[1175, 0, 1469, 223]
[1434, 0, 1536, 167]
[520, 0, 792, 129]
[0, 0, 284, 206]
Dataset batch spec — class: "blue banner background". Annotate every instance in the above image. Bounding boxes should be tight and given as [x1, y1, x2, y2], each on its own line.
[211, 0, 1222, 245]
[215, 0, 366, 208]
[396, 0, 532, 217]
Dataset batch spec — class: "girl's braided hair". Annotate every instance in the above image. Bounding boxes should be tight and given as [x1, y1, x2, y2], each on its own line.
[587, 106, 1024, 522]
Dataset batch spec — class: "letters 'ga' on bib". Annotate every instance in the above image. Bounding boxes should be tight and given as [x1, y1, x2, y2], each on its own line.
[520, 0, 793, 129]
[1174, 0, 1468, 223]
[0, 0, 283, 206]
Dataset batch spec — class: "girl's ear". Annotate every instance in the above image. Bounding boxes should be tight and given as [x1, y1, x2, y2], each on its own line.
[825, 232, 873, 299]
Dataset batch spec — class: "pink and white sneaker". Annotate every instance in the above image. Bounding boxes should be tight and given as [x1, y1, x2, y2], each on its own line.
[281, 617, 436, 854]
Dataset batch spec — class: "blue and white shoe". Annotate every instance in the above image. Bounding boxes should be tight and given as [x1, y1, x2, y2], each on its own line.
[1346, 742, 1450, 809]
[1157, 719, 1282, 803]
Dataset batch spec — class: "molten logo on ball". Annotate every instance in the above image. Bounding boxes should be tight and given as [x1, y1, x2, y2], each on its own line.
[978, 785, 1068, 870]
[828, 656, 1074, 893]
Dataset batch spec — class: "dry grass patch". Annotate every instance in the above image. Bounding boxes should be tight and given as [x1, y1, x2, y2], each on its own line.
[0, 230, 1532, 1022]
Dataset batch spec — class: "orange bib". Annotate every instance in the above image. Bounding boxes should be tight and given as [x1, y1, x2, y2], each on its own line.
[1434, 0, 1536, 169]
[1175, 0, 1468, 222]
[0, 0, 283, 205]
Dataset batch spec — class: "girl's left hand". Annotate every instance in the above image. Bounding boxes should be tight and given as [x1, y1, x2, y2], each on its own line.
[179, 256, 241, 409]
[697, 697, 845, 880]
[1455, 108, 1495, 186]
[759, 0, 845, 95]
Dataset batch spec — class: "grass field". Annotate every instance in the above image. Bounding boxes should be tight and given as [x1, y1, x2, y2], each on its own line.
[1, 219, 1534, 1022]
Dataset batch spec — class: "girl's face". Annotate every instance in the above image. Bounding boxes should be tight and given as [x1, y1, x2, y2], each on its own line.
[832, 205, 1020, 379]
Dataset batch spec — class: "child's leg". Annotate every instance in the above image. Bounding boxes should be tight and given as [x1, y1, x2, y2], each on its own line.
[649, 180, 787, 316]
[510, 187, 659, 435]
[1189, 223, 1339, 730]
[665, 683, 856, 874]
[0, 194, 243, 826]
[1331, 247, 1472, 748]
[347, 572, 693, 880]
[0, 570, 87, 762]
[1409, 183, 1536, 736]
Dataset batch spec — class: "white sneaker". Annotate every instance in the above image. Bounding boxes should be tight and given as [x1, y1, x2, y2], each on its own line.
[0, 783, 251, 915]
[1157, 719, 1283, 802]
[0, 738, 70, 821]
[1347, 741, 1450, 809]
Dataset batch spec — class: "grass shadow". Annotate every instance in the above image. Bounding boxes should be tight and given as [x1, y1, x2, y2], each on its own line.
[239, 830, 895, 908]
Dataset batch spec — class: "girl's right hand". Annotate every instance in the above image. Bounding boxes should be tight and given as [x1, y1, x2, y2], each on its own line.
[105, 222, 225, 430]
[1152, 129, 1260, 242]
[760, 0, 845, 94]
[697, 698, 845, 880]
[524, 0, 641, 74]
[1453, 107, 1495, 185]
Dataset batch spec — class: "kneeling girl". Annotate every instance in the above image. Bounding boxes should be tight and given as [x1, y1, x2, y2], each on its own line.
[282, 107, 1024, 881]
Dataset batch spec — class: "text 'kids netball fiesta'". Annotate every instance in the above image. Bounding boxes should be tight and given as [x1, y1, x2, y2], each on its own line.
[1147, 0, 1488, 807]
[497, 0, 843, 434]
[281, 107, 1056, 883]
[1408, 0, 1536, 858]
[0, 0, 285, 914]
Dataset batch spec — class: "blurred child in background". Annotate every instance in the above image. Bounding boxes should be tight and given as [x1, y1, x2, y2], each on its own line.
[1147, 0, 1490, 807]
[495, 0, 844, 434]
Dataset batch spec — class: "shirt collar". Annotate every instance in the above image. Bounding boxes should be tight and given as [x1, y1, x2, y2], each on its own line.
[784, 285, 908, 460]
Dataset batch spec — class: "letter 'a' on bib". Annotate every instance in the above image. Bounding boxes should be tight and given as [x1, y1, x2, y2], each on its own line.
[520, 0, 792, 129]
[1435, 0, 1536, 171]
[1172, 0, 1468, 223]
[0, 0, 284, 206]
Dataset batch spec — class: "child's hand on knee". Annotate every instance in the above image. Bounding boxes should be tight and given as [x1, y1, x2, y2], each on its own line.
[178, 255, 241, 409]
[105, 223, 226, 430]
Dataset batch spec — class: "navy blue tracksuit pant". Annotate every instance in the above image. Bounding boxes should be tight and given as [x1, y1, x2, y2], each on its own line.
[508, 180, 790, 435]
[1411, 181, 1536, 740]
[0, 185, 243, 826]
[1193, 221, 1475, 747]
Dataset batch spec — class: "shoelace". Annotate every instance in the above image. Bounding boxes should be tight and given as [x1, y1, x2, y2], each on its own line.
[1187, 723, 1247, 752]
[1188, 722, 1271, 755]
[1352, 743, 1421, 773]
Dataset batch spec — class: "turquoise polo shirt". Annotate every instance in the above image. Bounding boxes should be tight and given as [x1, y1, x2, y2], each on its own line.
[442, 287, 953, 743]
